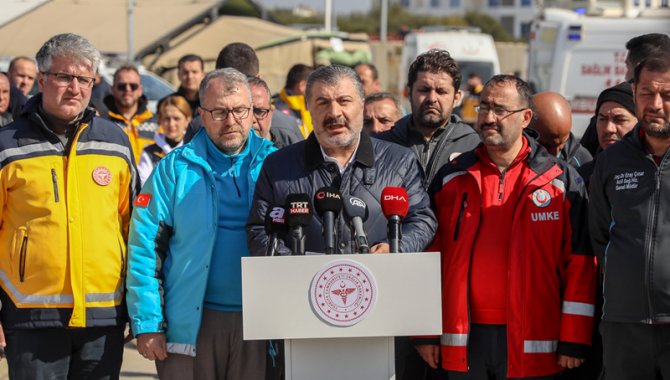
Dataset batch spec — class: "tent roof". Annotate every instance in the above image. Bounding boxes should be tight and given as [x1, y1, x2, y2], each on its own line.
[0, 0, 221, 57]
[0, 0, 48, 28]
[143, 15, 303, 72]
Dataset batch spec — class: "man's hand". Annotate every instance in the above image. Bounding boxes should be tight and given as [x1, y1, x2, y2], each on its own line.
[558, 355, 584, 369]
[136, 333, 167, 361]
[370, 243, 390, 254]
[0, 322, 6, 361]
[415, 345, 439, 369]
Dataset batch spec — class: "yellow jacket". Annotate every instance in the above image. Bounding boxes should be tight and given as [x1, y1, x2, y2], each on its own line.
[0, 96, 139, 329]
[104, 95, 157, 164]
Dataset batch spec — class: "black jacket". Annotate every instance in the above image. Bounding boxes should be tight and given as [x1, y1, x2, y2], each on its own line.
[375, 114, 480, 188]
[589, 124, 670, 324]
[246, 132, 437, 255]
[560, 132, 593, 168]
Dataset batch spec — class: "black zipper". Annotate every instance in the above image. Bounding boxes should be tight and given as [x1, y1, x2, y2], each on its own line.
[51, 169, 60, 203]
[230, 158, 242, 198]
[119, 240, 126, 278]
[19, 235, 27, 282]
[498, 170, 506, 202]
[453, 192, 468, 241]
[644, 161, 661, 323]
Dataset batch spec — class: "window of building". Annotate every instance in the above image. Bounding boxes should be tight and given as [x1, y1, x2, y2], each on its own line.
[502, 0, 514, 5]
[431, 0, 440, 7]
[401, 0, 411, 7]
[520, 22, 532, 38]
[521, 0, 532, 6]
[489, 0, 500, 7]
[450, 0, 461, 7]
[500, 15, 515, 36]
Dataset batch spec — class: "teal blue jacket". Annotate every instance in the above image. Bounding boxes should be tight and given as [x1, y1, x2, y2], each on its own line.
[126, 129, 276, 356]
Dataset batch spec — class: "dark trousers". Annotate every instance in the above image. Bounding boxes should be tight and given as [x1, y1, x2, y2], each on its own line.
[396, 336, 449, 380]
[5, 325, 124, 380]
[600, 321, 670, 380]
[448, 324, 556, 380]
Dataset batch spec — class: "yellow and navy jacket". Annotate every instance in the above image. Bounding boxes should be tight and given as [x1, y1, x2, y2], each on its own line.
[0, 94, 140, 329]
[104, 94, 157, 165]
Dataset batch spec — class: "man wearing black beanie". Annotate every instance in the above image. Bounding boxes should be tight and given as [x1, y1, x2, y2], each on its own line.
[577, 82, 637, 186]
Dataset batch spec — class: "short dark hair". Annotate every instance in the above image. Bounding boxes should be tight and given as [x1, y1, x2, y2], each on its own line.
[355, 63, 378, 80]
[113, 64, 140, 83]
[247, 76, 271, 102]
[625, 33, 670, 67]
[177, 54, 204, 71]
[407, 49, 461, 92]
[633, 51, 670, 85]
[285, 64, 314, 90]
[365, 92, 403, 117]
[215, 43, 259, 76]
[484, 74, 534, 111]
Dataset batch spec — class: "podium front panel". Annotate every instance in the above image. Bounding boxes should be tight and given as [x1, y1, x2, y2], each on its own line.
[242, 252, 441, 340]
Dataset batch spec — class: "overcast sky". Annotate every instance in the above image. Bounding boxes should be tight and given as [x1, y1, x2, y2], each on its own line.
[258, 0, 375, 15]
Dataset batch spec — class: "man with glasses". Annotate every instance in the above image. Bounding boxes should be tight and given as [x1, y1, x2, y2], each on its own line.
[104, 64, 157, 163]
[248, 76, 303, 148]
[417, 75, 596, 380]
[126, 68, 275, 380]
[0, 33, 139, 379]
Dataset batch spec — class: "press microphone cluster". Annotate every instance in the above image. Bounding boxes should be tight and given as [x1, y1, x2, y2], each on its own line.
[381, 187, 409, 254]
[266, 186, 409, 255]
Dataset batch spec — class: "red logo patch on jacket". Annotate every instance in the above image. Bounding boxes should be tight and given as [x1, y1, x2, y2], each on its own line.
[134, 194, 151, 207]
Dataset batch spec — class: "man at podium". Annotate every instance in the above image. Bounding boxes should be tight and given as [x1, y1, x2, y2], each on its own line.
[247, 64, 436, 257]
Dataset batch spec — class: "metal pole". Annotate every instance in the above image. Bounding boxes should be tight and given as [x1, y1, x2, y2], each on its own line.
[325, 0, 332, 32]
[381, 0, 388, 43]
[128, 0, 135, 62]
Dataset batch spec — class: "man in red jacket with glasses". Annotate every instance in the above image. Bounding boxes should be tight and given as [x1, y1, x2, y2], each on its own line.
[417, 75, 596, 379]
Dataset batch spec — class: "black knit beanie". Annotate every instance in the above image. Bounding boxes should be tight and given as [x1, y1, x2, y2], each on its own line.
[595, 82, 635, 117]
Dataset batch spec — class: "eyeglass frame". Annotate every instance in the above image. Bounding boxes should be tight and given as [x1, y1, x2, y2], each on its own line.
[42, 71, 95, 88]
[200, 106, 252, 121]
[475, 103, 529, 119]
[252, 107, 272, 120]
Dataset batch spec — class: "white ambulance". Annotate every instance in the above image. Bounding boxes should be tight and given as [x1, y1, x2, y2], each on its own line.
[399, 28, 501, 92]
[528, 7, 670, 137]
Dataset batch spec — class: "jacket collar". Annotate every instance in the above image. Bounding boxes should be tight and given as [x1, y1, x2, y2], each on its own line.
[304, 131, 375, 171]
[103, 94, 150, 120]
[182, 128, 275, 170]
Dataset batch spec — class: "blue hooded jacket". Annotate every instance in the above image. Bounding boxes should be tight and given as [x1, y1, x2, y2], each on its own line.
[126, 129, 276, 356]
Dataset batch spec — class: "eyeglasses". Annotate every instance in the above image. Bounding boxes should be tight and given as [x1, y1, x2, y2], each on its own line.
[115, 82, 140, 92]
[475, 103, 528, 118]
[201, 106, 251, 121]
[252, 107, 271, 120]
[42, 72, 95, 88]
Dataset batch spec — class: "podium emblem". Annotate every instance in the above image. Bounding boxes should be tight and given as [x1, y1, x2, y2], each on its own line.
[309, 259, 377, 327]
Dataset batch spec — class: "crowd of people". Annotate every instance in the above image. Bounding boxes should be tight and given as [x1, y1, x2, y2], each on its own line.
[0, 30, 669, 380]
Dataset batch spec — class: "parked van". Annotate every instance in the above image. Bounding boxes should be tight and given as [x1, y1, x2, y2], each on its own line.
[399, 28, 501, 92]
[528, 7, 670, 137]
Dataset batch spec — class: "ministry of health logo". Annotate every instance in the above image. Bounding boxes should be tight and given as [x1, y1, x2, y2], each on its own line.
[309, 259, 377, 327]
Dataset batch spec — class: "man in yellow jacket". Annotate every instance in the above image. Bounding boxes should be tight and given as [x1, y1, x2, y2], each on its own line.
[0, 33, 139, 379]
[104, 64, 158, 164]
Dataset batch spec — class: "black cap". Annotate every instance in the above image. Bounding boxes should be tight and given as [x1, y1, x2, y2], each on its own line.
[342, 195, 368, 222]
[264, 205, 288, 237]
[313, 187, 343, 216]
[284, 193, 313, 227]
[596, 82, 635, 118]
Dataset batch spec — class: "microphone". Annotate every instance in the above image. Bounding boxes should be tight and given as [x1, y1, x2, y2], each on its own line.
[284, 194, 313, 255]
[342, 195, 369, 254]
[264, 205, 288, 256]
[313, 187, 343, 255]
[381, 187, 409, 253]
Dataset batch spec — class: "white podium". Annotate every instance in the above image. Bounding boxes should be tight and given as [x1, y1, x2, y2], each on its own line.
[242, 252, 442, 380]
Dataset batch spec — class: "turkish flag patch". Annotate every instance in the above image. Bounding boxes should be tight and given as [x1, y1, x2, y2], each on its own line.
[134, 194, 151, 207]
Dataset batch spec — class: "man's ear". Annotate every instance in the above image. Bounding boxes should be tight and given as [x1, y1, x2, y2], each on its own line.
[453, 89, 463, 107]
[37, 72, 45, 92]
[522, 109, 534, 129]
